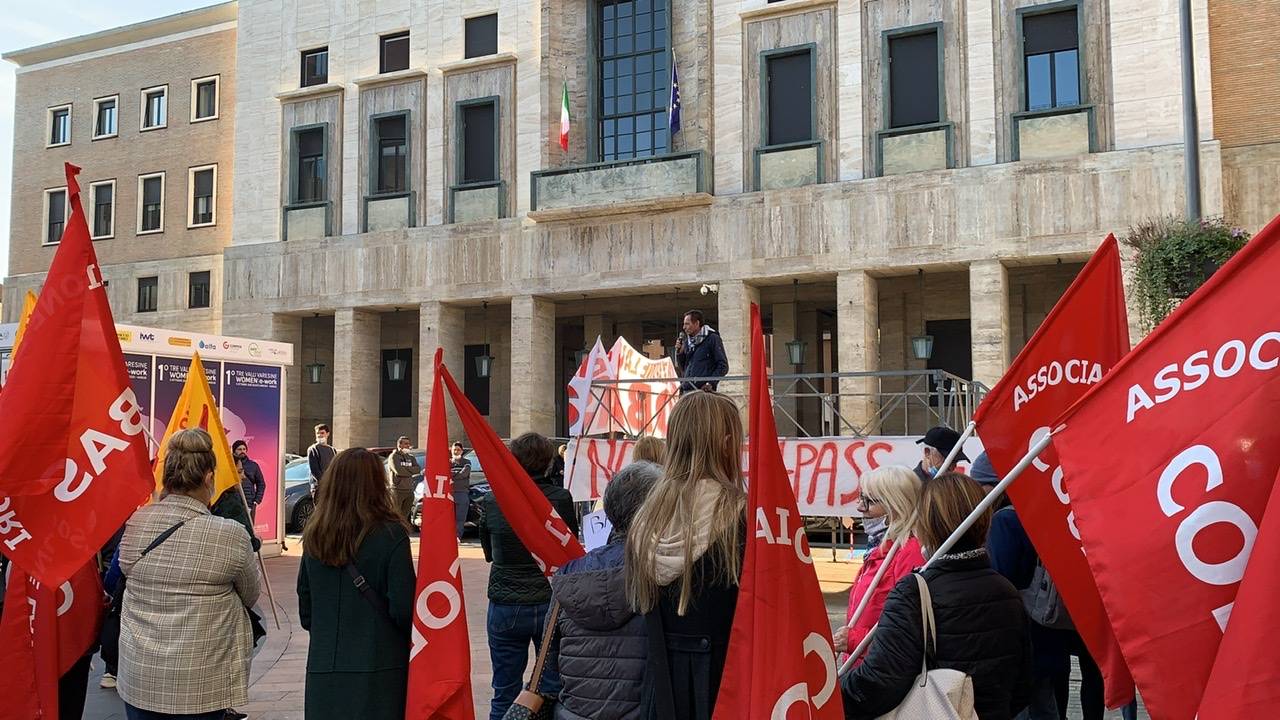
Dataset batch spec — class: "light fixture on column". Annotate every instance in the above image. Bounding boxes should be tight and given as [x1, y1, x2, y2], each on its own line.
[385, 308, 407, 382]
[910, 269, 935, 361]
[785, 278, 808, 368]
[475, 301, 495, 379]
[306, 313, 326, 384]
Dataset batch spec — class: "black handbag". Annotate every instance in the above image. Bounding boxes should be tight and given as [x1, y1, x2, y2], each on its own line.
[501, 602, 562, 720]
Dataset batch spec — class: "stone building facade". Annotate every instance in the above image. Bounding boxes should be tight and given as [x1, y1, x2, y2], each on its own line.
[6, 0, 1280, 453]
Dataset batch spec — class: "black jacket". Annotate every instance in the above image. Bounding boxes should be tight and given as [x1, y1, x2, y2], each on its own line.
[450, 457, 472, 494]
[479, 474, 579, 604]
[239, 456, 267, 506]
[550, 541, 646, 720]
[308, 443, 337, 483]
[675, 329, 729, 392]
[841, 552, 1032, 720]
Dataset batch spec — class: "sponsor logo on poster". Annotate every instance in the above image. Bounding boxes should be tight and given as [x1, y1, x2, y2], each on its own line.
[117, 331, 132, 343]
[168, 337, 192, 348]
[248, 343, 261, 358]
[138, 332, 156, 342]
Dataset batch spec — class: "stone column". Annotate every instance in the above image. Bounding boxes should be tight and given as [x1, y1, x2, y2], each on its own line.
[583, 314, 612, 349]
[970, 260, 1010, 388]
[771, 302, 801, 434]
[510, 295, 557, 435]
[332, 308, 381, 449]
[837, 270, 880, 434]
[615, 321, 644, 350]
[418, 301, 466, 446]
[716, 280, 760, 401]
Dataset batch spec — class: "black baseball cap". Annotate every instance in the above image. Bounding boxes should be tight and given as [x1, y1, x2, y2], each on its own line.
[916, 426, 968, 462]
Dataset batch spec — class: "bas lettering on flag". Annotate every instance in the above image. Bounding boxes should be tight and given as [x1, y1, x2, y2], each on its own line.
[712, 303, 840, 720]
[152, 353, 240, 502]
[406, 349, 474, 720]
[0, 162, 152, 587]
[971, 236, 1134, 706]
[1052, 213, 1280, 720]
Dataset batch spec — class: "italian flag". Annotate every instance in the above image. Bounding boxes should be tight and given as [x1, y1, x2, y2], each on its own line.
[559, 80, 570, 152]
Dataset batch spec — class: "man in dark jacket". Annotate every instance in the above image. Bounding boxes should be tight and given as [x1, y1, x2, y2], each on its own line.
[548, 460, 660, 720]
[308, 423, 338, 497]
[450, 442, 472, 538]
[913, 425, 968, 483]
[480, 432, 580, 720]
[233, 440, 267, 519]
[386, 436, 422, 524]
[674, 310, 729, 393]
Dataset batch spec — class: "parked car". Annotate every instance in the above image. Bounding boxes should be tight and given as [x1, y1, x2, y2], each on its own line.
[411, 450, 488, 534]
[284, 458, 314, 532]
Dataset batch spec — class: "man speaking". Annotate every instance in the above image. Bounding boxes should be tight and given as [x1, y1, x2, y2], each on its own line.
[675, 309, 729, 393]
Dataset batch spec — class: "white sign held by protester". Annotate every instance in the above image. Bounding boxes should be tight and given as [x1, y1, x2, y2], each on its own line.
[582, 510, 614, 551]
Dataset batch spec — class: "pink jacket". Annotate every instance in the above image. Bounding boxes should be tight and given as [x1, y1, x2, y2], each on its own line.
[844, 536, 926, 655]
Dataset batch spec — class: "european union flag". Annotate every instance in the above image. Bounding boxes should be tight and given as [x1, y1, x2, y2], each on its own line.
[669, 51, 681, 135]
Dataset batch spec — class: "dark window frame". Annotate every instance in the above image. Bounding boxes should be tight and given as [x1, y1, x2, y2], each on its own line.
[380, 32, 410, 73]
[192, 75, 220, 121]
[48, 105, 71, 146]
[137, 276, 159, 313]
[190, 165, 216, 227]
[291, 123, 329, 204]
[883, 23, 945, 131]
[138, 173, 165, 234]
[463, 344, 492, 415]
[369, 111, 410, 196]
[759, 44, 817, 149]
[44, 188, 67, 245]
[591, 0, 674, 164]
[93, 96, 118, 139]
[1018, 1, 1085, 112]
[456, 97, 500, 185]
[380, 348, 414, 418]
[188, 271, 212, 309]
[90, 180, 115, 240]
[464, 14, 499, 59]
[301, 47, 329, 87]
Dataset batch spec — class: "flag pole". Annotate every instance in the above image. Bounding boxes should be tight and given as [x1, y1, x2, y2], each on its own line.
[838, 429, 1055, 676]
[235, 483, 281, 630]
[841, 539, 901, 634]
[937, 420, 976, 474]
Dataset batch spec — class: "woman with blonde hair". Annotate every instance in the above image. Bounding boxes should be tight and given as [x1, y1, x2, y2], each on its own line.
[625, 391, 746, 720]
[631, 435, 667, 465]
[834, 465, 926, 663]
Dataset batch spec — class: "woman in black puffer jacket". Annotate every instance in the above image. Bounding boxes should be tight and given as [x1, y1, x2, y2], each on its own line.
[841, 472, 1033, 720]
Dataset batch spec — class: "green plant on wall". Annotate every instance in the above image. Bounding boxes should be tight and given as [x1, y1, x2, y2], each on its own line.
[1122, 216, 1249, 333]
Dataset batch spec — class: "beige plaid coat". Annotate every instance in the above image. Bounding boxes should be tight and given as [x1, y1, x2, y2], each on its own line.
[117, 494, 260, 714]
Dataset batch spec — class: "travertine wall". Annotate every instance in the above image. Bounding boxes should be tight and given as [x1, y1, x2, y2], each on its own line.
[357, 77, 428, 229]
[443, 60, 518, 218]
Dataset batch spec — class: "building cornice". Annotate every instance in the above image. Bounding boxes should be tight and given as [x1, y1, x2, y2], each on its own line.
[739, 0, 837, 22]
[276, 83, 345, 102]
[438, 52, 519, 76]
[353, 68, 429, 88]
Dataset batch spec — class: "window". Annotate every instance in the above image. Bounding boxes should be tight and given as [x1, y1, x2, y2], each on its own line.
[465, 14, 498, 58]
[48, 105, 71, 147]
[90, 180, 115, 239]
[380, 32, 410, 73]
[460, 101, 497, 184]
[381, 348, 413, 417]
[189, 165, 217, 227]
[372, 115, 408, 194]
[301, 47, 329, 87]
[43, 188, 68, 245]
[138, 173, 165, 234]
[93, 96, 118, 138]
[764, 50, 813, 146]
[1023, 8, 1080, 111]
[598, 0, 669, 162]
[294, 127, 327, 203]
[464, 345, 491, 414]
[188, 271, 211, 309]
[137, 277, 158, 313]
[141, 86, 167, 130]
[191, 76, 220, 121]
[887, 30, 941, 128]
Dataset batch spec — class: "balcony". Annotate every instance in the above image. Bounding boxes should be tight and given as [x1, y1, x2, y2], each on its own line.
[450, 181, 505, 224]
[364, 192, 414, 232]
[282, 202, 330, 241]
[754, 140, 824, 191]
[1013, 105, 1095, 162]
[876, 122, 954, 177]
[529, 150, 710, 220]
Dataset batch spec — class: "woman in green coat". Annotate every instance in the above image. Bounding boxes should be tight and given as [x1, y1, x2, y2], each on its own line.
[298, 448, 416, 720]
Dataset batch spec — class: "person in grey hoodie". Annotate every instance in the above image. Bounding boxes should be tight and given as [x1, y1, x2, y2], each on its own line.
[548, 461, 661, 720]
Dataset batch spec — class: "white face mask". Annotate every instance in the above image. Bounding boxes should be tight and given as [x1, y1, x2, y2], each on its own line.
[862, 515, 889, 541]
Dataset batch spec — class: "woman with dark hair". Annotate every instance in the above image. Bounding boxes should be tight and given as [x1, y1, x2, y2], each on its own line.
[841, 472, 1032, 720]
[298, 448, 416, 720]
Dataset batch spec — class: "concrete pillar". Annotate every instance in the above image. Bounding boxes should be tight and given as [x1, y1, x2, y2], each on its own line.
[716, 280, 760, 401]
[837, 270, 880, 434]
[615, 321, 643, 350]
[771, 302, 800, 435]
[332, 308, 381, 449]
[222, 312, 304, 453]
[970, 260, 1010, 388]
[418, 301, 466, 446]
[510, 295, 557, 436]
[583, 314, 612, 349]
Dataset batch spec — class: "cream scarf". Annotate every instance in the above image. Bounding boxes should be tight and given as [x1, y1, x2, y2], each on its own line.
[654, 478, 726, 586]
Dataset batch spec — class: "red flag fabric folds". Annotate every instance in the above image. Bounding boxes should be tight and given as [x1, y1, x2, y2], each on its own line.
[971, 235, 1133, 706]
[0, 163, 152, 587]
[712, 303, 841, 720]
[1052, 213, 1280, 720]
[406, 349, 474, 720]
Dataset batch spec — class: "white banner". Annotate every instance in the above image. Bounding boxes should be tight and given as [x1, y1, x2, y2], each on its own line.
[566, 336, 679, 438]
[565, 435, 985, 517]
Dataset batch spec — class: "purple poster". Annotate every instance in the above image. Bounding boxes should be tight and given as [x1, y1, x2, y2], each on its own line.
[152, 356, 221, 442]
[123, 353, 155, 458]
[222, 363, 283, 542]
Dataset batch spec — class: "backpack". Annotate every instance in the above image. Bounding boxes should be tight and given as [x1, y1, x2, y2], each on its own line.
[1022, 559, 1075, 630]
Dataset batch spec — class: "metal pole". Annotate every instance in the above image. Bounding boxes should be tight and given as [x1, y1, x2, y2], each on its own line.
[937, 420, 977, 474]
[1180, 0, 1201, 221]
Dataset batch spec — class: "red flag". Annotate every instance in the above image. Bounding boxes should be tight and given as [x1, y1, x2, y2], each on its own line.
[0, 560, 105, 719]
[712, 304, 841, 720]
[1198, 464, 1280, 718]
[406, 349, 474, 720]
[971, 236, 1134, 706]
[1052, 213, 1280, 720]
[0, 163, 153, 587]
[439, 365, 584, 575]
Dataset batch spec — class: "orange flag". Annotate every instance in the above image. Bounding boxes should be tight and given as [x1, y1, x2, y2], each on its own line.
[152, 353, 239, 501]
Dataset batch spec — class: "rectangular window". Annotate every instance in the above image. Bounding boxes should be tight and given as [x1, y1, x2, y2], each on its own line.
[48, 105, 72, 146]
[374, 115, 407, 193]
[93, 96, 117, 138]
[464, 345, 492, 415]
[141, 86, 167, 130]
[189, 165, 217, 227]
[465, 14, 498, 58]
[188, 271, 211, 309]
[138, 173, 165, 233]
[888, 30, 941, 128]
[1023, 9, 1080, 111]
[598, 0, 670, 162]
[380, 348, 413, 417]
[43, 188, 67, 245]
[90, 180, 115, 239]
[460, 102, 497, 184]
[294, 127, 327, 203]
[137, 276, 158, 313]
[380, 32, 410, 73]
[301, 47, 329, 87]
[191, 76, 220, 121]
[765, 50, 813, 146]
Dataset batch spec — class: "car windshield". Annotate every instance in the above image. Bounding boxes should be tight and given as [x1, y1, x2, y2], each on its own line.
[465, 451, 482, 473]
[284, 459, 310, 486]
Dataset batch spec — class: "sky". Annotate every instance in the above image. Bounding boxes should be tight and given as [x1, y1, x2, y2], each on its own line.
[0, 1, 221, 280]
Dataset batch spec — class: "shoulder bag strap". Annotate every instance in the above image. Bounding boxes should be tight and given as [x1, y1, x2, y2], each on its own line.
[345, 563, 398, 629]
[526, 601, 562, 694]
[912, 573, 937, 685]
[142, 521, 187, 558]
